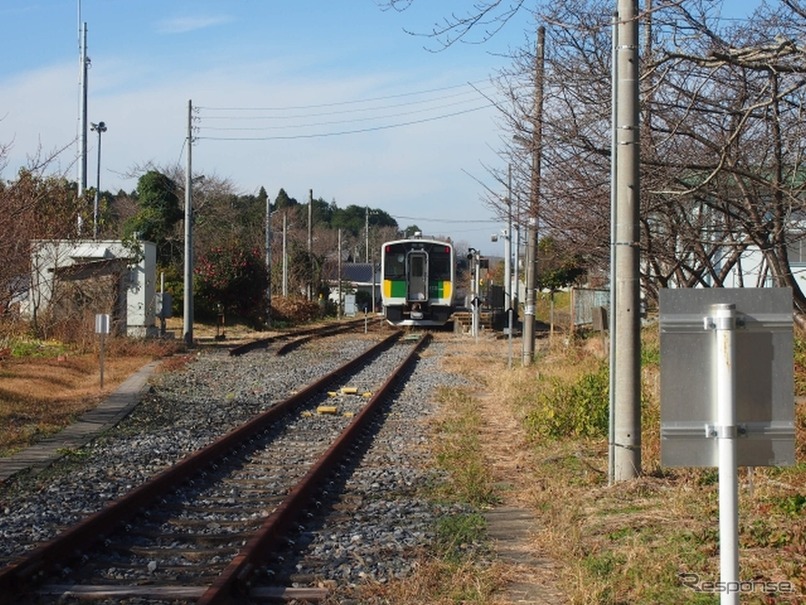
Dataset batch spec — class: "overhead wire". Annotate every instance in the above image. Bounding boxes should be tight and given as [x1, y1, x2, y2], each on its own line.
[197, 78, 495, 112]
[201, 95, 491, 132]
[196, 106, 492, 141]
[194, 79, 499, 141]
[392, 215, 494, 224]
[200, 87, 490, 122]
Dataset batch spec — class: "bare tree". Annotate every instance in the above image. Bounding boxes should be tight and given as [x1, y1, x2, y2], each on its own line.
[378, 0, 530, 47]
[386, 1, 806, 322]
[490, 1, 806, 317]
[0, 154, 82, 318]
[641, 1, 806, 314]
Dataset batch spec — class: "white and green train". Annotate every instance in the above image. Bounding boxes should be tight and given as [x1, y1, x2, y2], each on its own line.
[380, 236, 455, 326]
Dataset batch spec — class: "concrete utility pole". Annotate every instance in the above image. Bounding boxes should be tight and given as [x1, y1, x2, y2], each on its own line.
[90, 121, 106, 239]
[365, 207, 370, 263]
[613, 0, 642, 481]
[337, 228, 343, 319]
[522, 25, 545, 366]
[183, 99, 194, 347]
[307, 189, 313, 301]
[507, 164, 513, 308]
[282, 212, 288, 296]
[265, 193, 272, 327]
[608, 11, 619, 486]
[78, 22, 88, 201]
[513, 191, 521, 315]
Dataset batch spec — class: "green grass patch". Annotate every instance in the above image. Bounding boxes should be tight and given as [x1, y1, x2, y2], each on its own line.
[434, 512, 488, 563]
[795, 336, 806, 396]
[771, 493, 806, 516]
[430, 386, 498, 507]
[7, 339, 70, 358]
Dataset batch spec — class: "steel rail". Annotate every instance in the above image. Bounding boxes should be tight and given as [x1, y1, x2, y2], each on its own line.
[198, 332, 432, 605]
[0, 330, 403, 604]
[229, 318, 368, 356]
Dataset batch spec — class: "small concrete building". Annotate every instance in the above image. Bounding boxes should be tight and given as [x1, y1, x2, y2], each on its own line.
[25, 239, 158, 338]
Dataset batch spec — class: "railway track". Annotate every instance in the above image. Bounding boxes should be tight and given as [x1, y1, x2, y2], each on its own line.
[0, 330, 431, 604]
[228, 317, 375, 357]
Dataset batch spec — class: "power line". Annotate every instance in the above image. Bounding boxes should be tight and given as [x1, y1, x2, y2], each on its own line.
[196, 104, 492, 141]
[195, 77, 499, 141]
[200, 85, 495, 121]
[201, 96, 489, 132]
[197, 79, 494, 112]
[392, 215, 496, 224]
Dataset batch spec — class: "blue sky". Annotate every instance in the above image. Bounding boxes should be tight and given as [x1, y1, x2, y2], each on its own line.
[0, 1, 760, 253]
[1, 0, 537, 253]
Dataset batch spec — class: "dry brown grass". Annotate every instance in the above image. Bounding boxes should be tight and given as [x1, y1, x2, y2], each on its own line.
[2, 321, 802, 603]
[0, 337, 183, 457]
[0, 312, 351, 459]
[352, 558, 512, 605]
[431, 331, 805, 604]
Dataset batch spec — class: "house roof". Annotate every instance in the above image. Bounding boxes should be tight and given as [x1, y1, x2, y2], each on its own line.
[325, 262, 379, 285]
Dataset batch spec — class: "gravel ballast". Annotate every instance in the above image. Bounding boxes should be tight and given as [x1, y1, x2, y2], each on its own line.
[0, 332, 470, 597]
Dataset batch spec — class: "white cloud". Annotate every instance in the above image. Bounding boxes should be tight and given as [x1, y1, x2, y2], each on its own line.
[155, 14, 234, 35]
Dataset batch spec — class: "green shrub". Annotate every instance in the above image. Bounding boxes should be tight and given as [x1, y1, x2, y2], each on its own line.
[9, 339, 69, 358]
[525, 361, 609, 439]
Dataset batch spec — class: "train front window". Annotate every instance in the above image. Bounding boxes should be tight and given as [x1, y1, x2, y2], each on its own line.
[384, 248, 406, 279]
[411, 256, 424, 277]
[429, 247, 452, 279]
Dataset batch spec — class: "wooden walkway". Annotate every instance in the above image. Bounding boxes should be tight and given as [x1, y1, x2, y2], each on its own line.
[484, 506, 565, 604]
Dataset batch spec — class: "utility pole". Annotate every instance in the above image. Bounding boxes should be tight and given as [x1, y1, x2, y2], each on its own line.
[506, 164, 514, 368]
[506, 163, 513, 310]
[365, 207, 370, 263]
[90, 121, 106, 239]
[307, 189, 313, 301]
[613, 0, 642, 481]
[183, 99, 194, 347]
[513, 191, 520, 316]
[265, 193, 272, 327]
[608, 11, 619, 486]
[282, 212, 288, 296]
[78, 21, 89, 231]
[522, 25, 545, 366]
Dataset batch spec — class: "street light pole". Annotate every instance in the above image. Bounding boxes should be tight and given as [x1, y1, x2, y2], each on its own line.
[90, 121, 106, 239]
